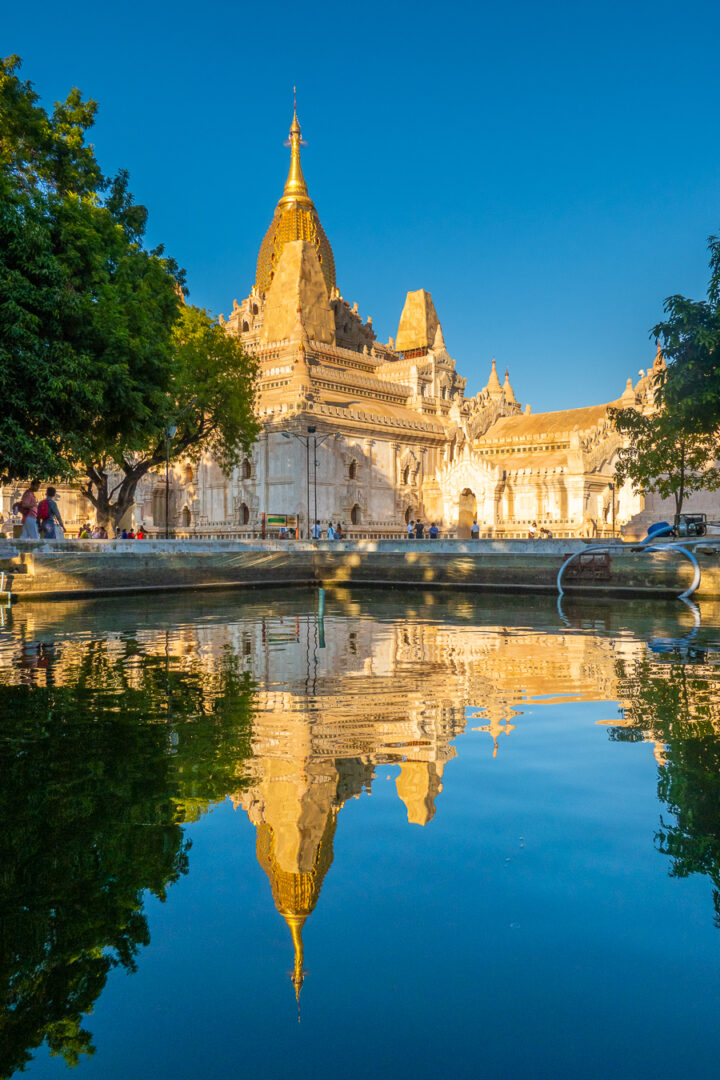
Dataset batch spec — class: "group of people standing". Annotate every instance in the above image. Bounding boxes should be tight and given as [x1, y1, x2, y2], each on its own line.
[13, 482, 64, 538]
[310, 521, 343, 540]
[406, 520, 440, 539]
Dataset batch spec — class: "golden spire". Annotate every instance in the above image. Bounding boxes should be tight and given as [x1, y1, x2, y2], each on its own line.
[255, 99, 336, 294]
[279, 92, 312, 208]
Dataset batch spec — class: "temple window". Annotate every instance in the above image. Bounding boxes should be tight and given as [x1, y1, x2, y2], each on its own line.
[350, 504, 361, 525]
[348, 460, 358, 480]
[241, 459, 252, 480]
[240, 503, 250, 525]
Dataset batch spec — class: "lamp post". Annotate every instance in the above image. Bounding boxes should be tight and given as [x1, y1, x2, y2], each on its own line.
[609, 481, 616, 538]
[281, 426, 341, 537]
[165, 424, 177, 540]
[163, 397, 197, 540]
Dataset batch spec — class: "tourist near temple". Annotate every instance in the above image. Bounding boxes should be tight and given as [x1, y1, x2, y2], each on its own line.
[0, 107, 688, 538]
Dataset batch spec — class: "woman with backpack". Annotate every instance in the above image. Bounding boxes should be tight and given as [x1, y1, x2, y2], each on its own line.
[37, 487, 65, 539]
[12, 481, 40, 538]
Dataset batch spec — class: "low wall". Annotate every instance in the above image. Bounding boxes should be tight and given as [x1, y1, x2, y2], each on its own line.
[3, 538, 720, 601]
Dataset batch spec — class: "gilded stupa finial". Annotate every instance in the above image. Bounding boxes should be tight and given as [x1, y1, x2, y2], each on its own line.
[255, 100, 336, 294]
[280, 92, 311, 207]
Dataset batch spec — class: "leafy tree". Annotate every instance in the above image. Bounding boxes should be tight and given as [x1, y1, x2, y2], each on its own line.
[653, 233, 720, 434]
[2, 55, 259, 518]
[609, 404, 720, 520]
[77, 302, 260, 531]
[0, 58, 105, 482]
[0, 634, 255, 1077]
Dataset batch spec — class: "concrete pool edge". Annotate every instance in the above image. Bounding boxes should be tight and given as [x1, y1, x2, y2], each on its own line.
[2, 538, 716, 602]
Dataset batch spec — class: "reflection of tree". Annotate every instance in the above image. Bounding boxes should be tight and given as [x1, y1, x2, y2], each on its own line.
[0, 644, 254, 1078]
[608, 656, 720, 925]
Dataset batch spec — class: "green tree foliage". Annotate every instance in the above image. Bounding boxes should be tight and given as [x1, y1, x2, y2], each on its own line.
[609, 232, 720, 518]
[654, 234, 720, 434]
[1, 55, 259, 514]
[78, 303, 261, 531]
[0, 635, 255, 1077]
[608, 405, 719, 519]
[608, 653, 720, 926]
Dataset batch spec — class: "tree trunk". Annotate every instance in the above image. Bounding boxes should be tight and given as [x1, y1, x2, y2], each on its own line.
[80, 456, 165, 536]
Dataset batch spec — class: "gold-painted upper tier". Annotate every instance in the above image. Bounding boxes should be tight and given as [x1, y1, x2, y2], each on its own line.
[255, 109, 336, 296]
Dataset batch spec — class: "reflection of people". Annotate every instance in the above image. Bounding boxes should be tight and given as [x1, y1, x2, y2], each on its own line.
[13, 481, 41, 538]
[470, 519, 479, 539]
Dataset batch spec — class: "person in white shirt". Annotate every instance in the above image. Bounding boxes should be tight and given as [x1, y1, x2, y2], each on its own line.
[407, 520, 414, 539]
[470, 519, 479, 539]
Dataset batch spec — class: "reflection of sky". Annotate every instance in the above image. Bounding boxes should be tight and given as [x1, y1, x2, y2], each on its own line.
[7, 589, 720, 1080]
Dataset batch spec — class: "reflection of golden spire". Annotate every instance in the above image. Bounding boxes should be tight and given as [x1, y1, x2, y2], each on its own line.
[285, 913, 307, 1008]
[255, 813, 337, 1007]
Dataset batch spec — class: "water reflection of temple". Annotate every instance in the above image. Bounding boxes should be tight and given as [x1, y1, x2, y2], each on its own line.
[7, 595, 713, 1000]
[216, 607, 650, 1001]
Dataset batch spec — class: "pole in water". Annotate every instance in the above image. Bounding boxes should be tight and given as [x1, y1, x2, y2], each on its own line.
[318, 587, 325, 649]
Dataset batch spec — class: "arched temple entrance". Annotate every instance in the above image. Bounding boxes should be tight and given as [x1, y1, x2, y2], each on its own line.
[458, 488, 477, 538]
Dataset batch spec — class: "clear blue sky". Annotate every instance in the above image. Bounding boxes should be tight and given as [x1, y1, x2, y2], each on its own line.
[5, 0, 719, 412]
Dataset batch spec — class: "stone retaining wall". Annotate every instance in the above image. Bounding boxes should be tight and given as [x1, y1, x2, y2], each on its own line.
[3, 538, 719, 601]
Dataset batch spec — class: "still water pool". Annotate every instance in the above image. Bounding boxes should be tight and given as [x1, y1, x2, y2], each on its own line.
[2, 588, 720, 1079]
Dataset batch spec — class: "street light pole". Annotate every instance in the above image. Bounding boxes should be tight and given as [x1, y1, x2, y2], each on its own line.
[164, 424, 177, 540]
[306, 437, 310, 537]
[313, 435, 318, 527]
[281, 427, 341, 539]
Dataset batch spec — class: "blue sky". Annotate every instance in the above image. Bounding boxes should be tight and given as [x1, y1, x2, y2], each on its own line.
[5, 0, 719, 412]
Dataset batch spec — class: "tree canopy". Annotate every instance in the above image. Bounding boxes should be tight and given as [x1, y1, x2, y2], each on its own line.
[610, 231, 720, 517]
[654, 234, 720, 435]
[609, 404, 719, 520]
[0, 54, 259, 517]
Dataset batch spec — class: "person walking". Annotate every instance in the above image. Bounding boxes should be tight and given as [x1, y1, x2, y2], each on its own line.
[327, 522, 337, 540]
[470, 519, 479, 540]
[13, 481, 41, 538]
[38, 487, 65, 539]
[312, 520, 322, 540]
